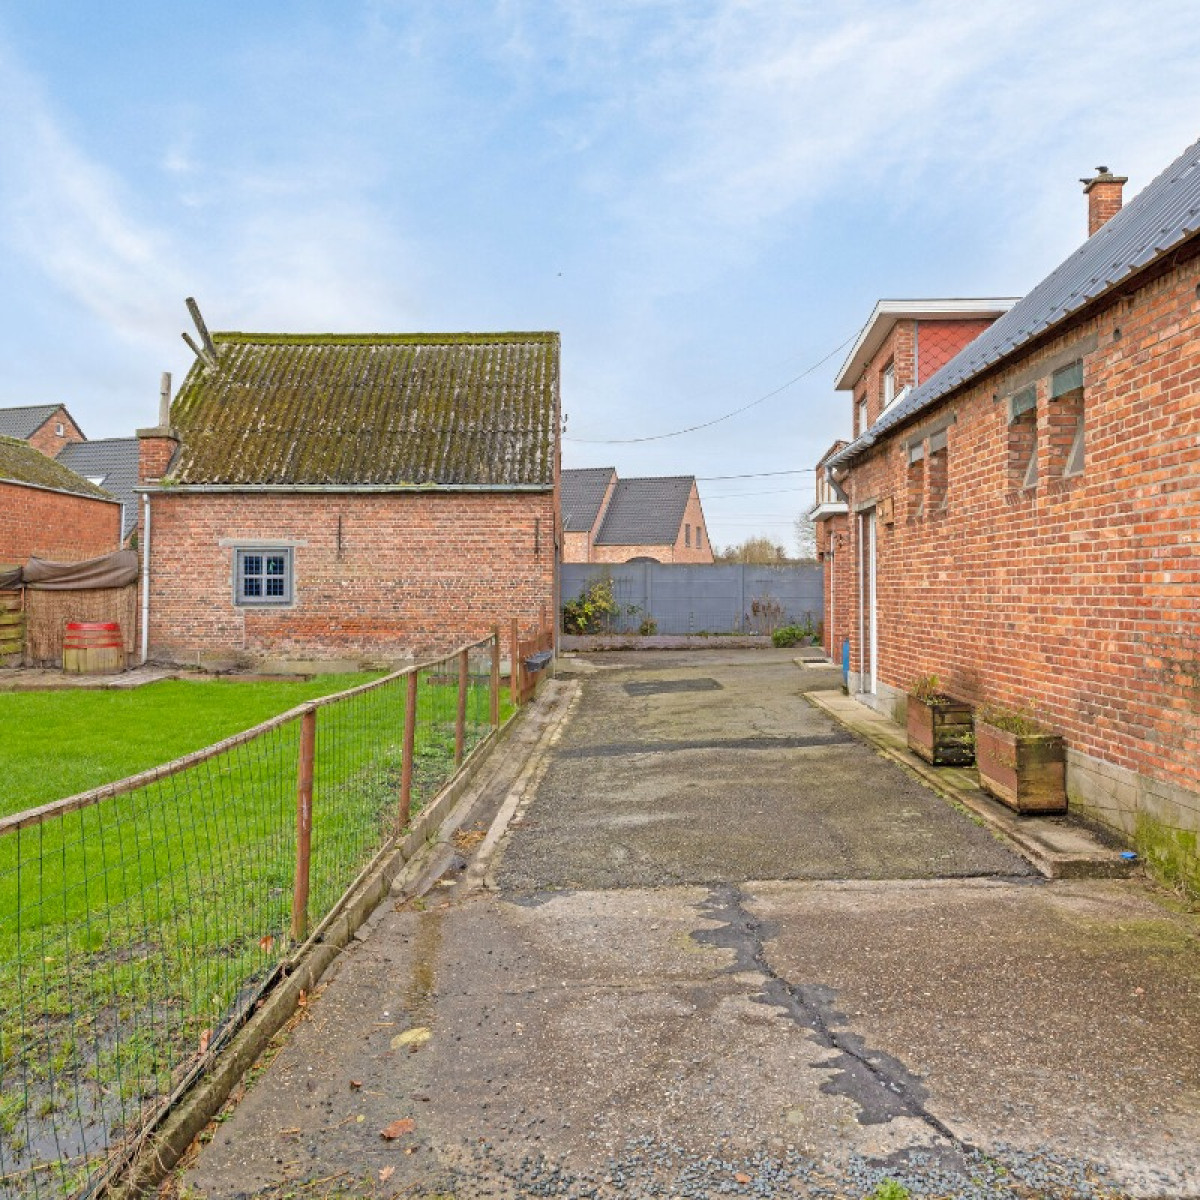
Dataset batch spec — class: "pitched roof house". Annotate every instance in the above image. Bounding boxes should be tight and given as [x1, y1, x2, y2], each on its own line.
[560, 468, 713, 563]
[822, 144, 1200, 891]
[138, 330, 560, 668]
[0, 403, 86, 458]
[57, 438, 140, 540]
[0, 435, 122, 564]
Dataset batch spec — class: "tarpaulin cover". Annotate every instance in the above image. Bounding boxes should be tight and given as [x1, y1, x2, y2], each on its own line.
[19, 549, 139, 590]
[0, 565, 20, 590]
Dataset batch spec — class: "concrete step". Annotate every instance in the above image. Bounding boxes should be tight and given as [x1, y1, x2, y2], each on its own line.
[805, 687, 1135, 881]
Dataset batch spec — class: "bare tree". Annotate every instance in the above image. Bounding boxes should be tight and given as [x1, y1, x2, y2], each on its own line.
[714, 536, 792, 564]
[793, 510, 817, 562]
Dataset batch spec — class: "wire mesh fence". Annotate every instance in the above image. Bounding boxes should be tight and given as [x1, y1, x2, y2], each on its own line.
[0, 634, 501, 1200]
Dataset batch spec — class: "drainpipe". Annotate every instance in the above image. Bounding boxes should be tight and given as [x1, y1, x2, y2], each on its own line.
[140, 493, 151, 664]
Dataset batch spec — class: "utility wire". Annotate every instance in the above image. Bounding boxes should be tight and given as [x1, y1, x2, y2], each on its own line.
[695, 468, 815, 480]
[563, 335, 854, 444]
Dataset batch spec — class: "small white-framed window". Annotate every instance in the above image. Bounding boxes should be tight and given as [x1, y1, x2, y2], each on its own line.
[55, 422, 65, 436]
[857, 396, 868, 436]
[882, 361, 895, 408]
[235, 547, 293, 606]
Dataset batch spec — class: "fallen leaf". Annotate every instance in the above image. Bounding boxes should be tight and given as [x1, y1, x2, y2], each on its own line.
[380, 1118, 415, 1140]
[735, 1173, 751, 1185]
[391, 1027, 432, 1051]
[349, 1080, 363, 1090]
[297, 990, 308, 1008]
[199, 1029, 212, 1054]
[259, 934, 275, 953]
[379, 1166, 395, 1182]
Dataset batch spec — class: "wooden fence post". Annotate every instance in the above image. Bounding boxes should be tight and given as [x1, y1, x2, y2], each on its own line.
[490, 625, 500, 727]
[454, 647, 468, 766]
[291, 707, 316, 942]
[400, 670, 419, 827]
[510, 617, 520, 708]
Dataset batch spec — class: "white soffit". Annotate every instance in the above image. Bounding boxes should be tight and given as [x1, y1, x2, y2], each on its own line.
[834, 298, 1020, 392]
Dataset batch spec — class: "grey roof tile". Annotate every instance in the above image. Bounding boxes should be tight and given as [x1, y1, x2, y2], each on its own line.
[0, 405, 62, 440]
[831, 135, 1200, 469]
[58, 438, 140, 537]
[561, 467, 615, 531]
[595, 476, 695, 546]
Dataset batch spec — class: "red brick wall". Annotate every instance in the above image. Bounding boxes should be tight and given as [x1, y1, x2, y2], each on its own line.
[138, 433, 178, 483]
[853, 323, 916, 435]
[562, 530, 593, 563]
[841, 252, 1200, 798]
[591, 542, 674, 564]
[26, 408, 85, 458]
[816, 512, 851, 659]
[0, 482, 121, 563]
[916, 319, 995, 383]
[142, 490, 556, 662]
[673, 484, 714, 563]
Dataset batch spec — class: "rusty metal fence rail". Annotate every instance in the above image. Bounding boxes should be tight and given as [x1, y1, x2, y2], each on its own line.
[0, 632, 502, 1200]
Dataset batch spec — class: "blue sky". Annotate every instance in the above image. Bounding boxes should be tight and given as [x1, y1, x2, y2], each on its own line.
[2, 2, 1198, 549]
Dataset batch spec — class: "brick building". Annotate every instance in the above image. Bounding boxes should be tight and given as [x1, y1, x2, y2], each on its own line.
[0, 435, 122, 563]
[0, 403, 86, 459]
[812, 300, 1018, 662]
[822, 145, 1200, 890]
[138, 330, 560, 668]
[561, 468, 713, 563]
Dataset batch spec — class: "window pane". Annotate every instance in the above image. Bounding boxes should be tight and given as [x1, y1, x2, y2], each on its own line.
[243, 576, 263, 597]
[242, 554, 263, 576]
[266, 576, 285, 596]
[265, 555, 286, 575]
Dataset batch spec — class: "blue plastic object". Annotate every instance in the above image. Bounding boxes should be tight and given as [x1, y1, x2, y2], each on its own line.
[841, 638, 850, 685]
[1119, 851, 1138, 861]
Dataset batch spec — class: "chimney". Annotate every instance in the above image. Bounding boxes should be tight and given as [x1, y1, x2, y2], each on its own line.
[138, 371, 179, 484]
[1081, 165, 1127, 236]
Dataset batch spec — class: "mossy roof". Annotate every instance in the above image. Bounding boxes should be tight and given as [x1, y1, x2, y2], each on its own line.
[166, 332, 559, 488]
[0, 435, 115, 500]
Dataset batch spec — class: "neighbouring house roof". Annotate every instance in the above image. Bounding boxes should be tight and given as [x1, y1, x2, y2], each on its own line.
[0, 435, 115, 501]
[561, 467, 616, 531]
[164, 332, 559, 488]
[595, 476, 697, 546]
[831, 135, 1200, 470]
[58, 438, 140, 537]
[834, 300, 1019, 391]
[0, 404, 70, 440]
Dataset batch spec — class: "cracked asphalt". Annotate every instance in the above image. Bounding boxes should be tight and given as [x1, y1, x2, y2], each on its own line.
[184, 651, 1200, 1199]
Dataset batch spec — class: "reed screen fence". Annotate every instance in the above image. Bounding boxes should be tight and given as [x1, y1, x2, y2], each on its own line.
[0, 634, 502, 1200]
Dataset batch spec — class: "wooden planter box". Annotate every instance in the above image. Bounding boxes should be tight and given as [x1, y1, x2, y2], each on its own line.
[907, 695, 975, 766]
[974, 720, 1066, 814]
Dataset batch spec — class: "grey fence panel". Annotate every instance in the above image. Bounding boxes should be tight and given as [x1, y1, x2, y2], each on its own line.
[562, 563, 824, 636]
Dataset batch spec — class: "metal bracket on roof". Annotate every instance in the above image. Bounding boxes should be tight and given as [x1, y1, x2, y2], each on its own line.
[183, 297, 219, 369]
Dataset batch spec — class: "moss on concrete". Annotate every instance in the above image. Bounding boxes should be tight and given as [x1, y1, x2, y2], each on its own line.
[1136, 813, 1200, 902]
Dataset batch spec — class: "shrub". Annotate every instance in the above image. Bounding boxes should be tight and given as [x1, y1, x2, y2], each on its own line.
[976, 703, 1045, 736]
[637, 616, 658, 636]
[772, 624, 805, 647]
[909, 674, 942, 704]
[561, 576, 618, 635]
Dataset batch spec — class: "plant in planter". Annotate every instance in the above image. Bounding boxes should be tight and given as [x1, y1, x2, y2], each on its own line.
[906, 674, 975, 766]
[974, 704, 1066, 814]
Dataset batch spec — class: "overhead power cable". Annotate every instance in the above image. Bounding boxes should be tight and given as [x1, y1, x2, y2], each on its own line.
[563, 335, 854, 444]
[695, 468, 815, 480]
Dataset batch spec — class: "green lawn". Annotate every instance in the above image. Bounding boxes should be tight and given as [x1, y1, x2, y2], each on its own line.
[0, 674, 384, 816]
[0, 667, 506, 1197]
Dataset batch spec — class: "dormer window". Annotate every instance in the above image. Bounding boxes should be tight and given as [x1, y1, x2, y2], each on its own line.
[882, 362, 896, 408]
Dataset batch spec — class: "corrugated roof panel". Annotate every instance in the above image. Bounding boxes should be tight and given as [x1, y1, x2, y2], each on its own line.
[167, 333, 558, 487]
[831, 135, 1200, 470]
[0, 435, 116, 501]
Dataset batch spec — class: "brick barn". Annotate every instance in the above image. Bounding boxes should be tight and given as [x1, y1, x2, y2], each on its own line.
[821, 147, 1200, 889]
[0, 435, 122, 564]
[137, 330, 560, 669]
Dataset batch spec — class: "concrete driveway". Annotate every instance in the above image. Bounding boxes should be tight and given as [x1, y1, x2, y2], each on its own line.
[184, 651, 1200, 1200]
